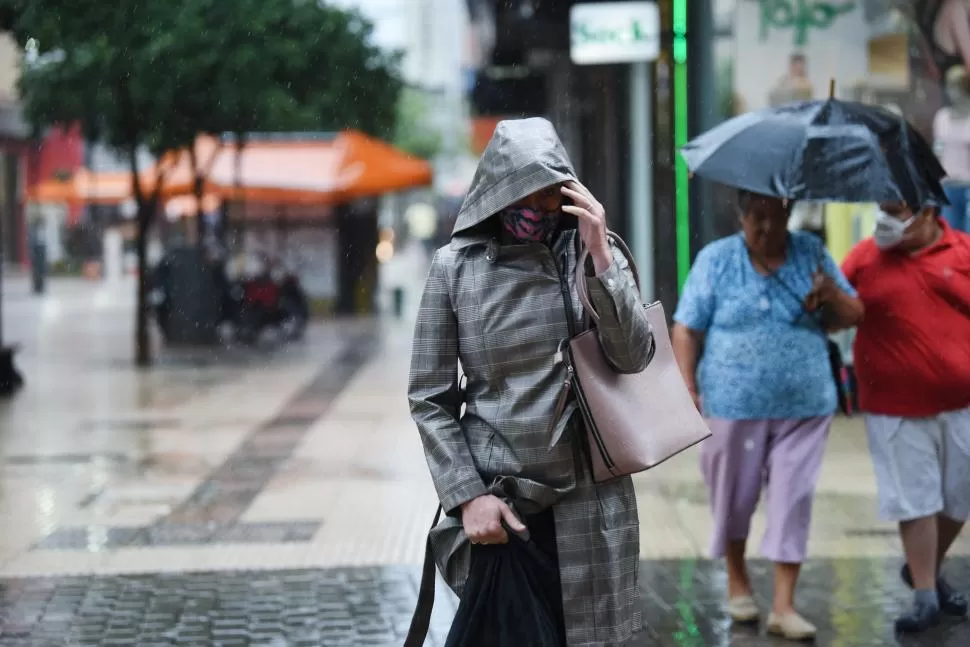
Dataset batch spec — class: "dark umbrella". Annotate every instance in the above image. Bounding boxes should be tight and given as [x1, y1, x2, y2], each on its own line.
[681, 99, 949, 207]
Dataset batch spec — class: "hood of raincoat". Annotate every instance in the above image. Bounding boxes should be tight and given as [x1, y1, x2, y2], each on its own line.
[451, 117, 577, 247]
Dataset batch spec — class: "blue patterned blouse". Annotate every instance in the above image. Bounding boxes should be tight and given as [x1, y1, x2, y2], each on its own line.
[673, 231, 856, 420]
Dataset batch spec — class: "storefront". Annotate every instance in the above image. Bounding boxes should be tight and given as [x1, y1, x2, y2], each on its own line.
[682, 0, 956, 376]
[465, 0, 682, 303]
[465, 1, 949, 304]
[690, 0, 949, 261]
[0, 103, 28, 267]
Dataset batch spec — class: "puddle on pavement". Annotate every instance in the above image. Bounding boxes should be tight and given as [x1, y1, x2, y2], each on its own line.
[645, 481, 710, 506]
[77, 418, 181, 432]
[100, 490, 188, 507]
[137, 452, 218, 478]
[3, 452, 131, 466]
[271, 457, 400, 482]
[184, 418, 265, 430]
[1, 450, 207, 483]
[84, 483, 197, 512]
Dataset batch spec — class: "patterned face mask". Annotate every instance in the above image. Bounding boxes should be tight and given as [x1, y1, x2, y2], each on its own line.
[499, 206, 560, 243]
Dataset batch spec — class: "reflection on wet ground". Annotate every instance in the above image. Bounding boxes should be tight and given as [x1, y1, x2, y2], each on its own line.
[0, 559, 966, 646]
[636, 558, 970, 646]
[17, 327, 376, 552]
[1, 277, 969, 645]
[0, 276, 336, 428]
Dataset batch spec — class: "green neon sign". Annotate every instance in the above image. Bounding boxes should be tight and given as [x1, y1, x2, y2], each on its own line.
[759, 0, 856, 47]
[673, 0, 689, 290]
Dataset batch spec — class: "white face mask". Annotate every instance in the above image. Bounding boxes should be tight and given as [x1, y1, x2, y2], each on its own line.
[873, 209, 914, 250]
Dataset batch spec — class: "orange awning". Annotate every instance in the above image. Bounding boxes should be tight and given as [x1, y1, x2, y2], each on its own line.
[329, 130, 434, 200]
[163, 131, 432, 205]
[26, 149, 190, 204]
[27, 169, 164, 204]
[27, 131, 432, 208]
[164, 138, 350, 203]
[167, 131, 432, 203]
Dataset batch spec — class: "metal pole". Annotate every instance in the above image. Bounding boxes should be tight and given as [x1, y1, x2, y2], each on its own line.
[629, 60, 654, 302]
[0, 149, 22, 396]
[0, 151, 10, 348]
[685, 0, 715, 263]
[0, 153, 5, 348]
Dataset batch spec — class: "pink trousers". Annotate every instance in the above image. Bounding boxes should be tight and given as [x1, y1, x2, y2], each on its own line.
[700, 416, 832, 563]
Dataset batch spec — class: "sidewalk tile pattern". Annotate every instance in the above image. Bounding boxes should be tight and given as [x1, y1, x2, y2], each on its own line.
[3, 277, 969, 646]
[27, 335, 375, 552]
[0, 558, 967, 646]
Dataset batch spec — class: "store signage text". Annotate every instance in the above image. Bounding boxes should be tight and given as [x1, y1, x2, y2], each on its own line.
[759, 0, 856, 47]
[570, 2, 660, 65]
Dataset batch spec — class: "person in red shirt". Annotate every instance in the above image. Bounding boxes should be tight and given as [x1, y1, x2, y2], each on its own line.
[843, 201, 970, 634]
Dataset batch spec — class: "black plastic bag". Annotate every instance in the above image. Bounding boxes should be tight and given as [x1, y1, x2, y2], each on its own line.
[445, 528, 565, 647]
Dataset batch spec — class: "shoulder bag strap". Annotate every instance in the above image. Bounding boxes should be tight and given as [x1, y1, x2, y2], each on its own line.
[745, 241, 825, 329]
[574, 231, 642, 326]
[404, 505, 444, 647]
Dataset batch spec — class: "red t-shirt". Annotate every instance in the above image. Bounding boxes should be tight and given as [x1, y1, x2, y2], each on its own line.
[842, 220, 970, 417]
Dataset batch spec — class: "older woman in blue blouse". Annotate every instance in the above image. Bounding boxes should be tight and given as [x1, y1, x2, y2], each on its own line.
[672, 191, 864, 641]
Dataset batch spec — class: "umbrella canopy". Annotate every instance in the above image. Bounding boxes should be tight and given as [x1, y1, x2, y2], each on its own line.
[681, 99, 948, 207]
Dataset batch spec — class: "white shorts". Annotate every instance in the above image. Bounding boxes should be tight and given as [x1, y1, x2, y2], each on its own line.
[865, 406, 970, 522]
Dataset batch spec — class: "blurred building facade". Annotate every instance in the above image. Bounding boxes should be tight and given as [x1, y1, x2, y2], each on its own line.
[333, 0, 472, 169]
[0, 31, 91, 269]
[0, 31, 28, 267]
[462, 0, 943, 303]
[465, 0, 684, 305]
[696, 0, 938, 263]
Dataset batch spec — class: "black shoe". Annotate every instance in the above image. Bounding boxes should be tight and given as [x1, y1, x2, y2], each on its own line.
[901, 565, 969, 617]
[895, 600, 941, 634]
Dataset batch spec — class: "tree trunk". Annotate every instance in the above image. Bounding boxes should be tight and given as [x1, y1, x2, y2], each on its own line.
[233, 134, 246, 252]
[135, 207, 151, 367]
[194, 175, 206, 244]
[188, 145, 205, 245]
[124, 132, 158, 368]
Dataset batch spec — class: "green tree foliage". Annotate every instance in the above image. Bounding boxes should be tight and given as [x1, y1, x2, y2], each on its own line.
[0, 0, 402, 365]
[393, 87, 443, 161]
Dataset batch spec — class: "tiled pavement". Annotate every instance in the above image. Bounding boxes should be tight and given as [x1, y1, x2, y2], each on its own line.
[1, 276, 969, 645]
[31, 339, 374, 552]
[0, 559, 968, 646]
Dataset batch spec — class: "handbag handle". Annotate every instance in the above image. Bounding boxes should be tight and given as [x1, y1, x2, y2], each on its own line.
[574, 231, 642, 325]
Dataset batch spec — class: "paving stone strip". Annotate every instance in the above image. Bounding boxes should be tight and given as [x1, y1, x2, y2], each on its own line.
[0, 558, 967, 646]
[32, 334, 376, 552]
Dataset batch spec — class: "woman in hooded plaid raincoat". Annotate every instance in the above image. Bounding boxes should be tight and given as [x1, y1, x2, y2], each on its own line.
[408, 117, 654, 646]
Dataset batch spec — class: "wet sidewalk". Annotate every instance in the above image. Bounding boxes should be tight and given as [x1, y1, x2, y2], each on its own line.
[0, 276, 968, 645]
[1, 558, 968, 646]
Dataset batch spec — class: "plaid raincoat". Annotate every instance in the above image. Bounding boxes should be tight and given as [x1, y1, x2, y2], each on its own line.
[408, 118, 654, 646]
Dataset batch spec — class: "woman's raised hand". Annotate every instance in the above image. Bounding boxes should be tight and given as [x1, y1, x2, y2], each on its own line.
[562, 181, 613, 274]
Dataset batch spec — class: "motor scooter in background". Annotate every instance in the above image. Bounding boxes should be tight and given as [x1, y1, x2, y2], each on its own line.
[149, 250, 309, 346]
[230, 255, 309, 345]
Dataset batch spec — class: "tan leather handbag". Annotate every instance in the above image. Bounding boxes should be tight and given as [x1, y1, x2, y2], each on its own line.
[563, 234, 711, 483]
